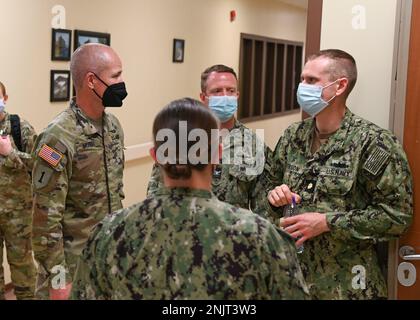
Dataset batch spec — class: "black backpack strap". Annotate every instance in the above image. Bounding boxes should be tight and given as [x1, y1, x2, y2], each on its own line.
[10, 114, 23, 152]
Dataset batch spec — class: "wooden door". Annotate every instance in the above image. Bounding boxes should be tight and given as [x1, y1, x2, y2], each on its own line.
[398, 0, 420, 300]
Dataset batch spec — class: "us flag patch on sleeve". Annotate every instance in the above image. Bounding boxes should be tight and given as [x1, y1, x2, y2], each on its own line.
[363, 145, 391, 176]
[38, 144, 64, 168]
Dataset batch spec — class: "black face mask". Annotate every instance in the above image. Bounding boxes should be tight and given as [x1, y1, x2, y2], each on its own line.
[91, 73, 128, 107]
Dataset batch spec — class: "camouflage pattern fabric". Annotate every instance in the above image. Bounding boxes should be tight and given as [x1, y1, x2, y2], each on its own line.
[147, 120, 274, 217]
[31, 99, 125, 298]
[71, 187, 310, 300]
[0, 112, 37, 300]
[264, 109, 413, 299]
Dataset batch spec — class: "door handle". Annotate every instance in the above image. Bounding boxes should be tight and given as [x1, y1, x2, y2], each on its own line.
[403, 255, 420, 261]
[399, 246, 420, 261]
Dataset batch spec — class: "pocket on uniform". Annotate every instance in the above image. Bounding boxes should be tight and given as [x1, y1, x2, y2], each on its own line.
[318, 174, 354, 195]
[74, 148, 102, 172]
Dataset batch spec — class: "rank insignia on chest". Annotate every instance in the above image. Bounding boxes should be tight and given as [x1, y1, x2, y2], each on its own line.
[38, 144, 64, 168]
[305, 180, 316, 193]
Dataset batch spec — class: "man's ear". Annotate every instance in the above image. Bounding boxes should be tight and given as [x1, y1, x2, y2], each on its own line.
[86, 72, 96, 90]
[199, 92, 206, 104]
[336, 78, 349, 97]
[149, 147, 157, 162]
[3, 94, 8, 103]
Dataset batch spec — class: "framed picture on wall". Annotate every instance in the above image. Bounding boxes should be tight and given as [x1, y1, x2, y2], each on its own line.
[50, 70, 71, 102]
[51, 29, 72, 61]
[74, 30, 111, 50]
[173, 39, 185, 63]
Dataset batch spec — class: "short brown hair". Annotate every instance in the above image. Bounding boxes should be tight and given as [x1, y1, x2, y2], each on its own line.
[200, 64, 237, 93]
[0, 81, 6, 96]
[153, 98, 219, 180]
[308, 49, 358, 97]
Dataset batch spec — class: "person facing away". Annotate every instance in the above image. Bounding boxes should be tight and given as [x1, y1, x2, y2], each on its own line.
[71, 98, 309, 300]
[0, 81, 37, 299]
[31, 43, 128, 300]
[264, 49, 413, 299]
[147, 65, 274, 217]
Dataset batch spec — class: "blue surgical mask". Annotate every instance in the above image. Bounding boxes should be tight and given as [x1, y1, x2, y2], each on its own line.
[297, 80, 339, 117]
[0, 99, 5, 113]
[208, 96, 238, 123]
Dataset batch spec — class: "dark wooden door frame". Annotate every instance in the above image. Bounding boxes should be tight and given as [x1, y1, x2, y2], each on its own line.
[302, 0, 323, 120]
[305, 0, 323, 60]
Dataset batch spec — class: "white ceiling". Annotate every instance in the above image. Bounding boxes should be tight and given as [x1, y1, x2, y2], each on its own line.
[277, 0, 308, 9]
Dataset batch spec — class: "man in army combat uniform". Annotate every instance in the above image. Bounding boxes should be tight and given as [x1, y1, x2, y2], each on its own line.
[147, 65, 273, 216]
[72, 98, 309, 300]
[266, 49, 413, 299]
[0, 81, 37, 299]
[31, 44, 127, 299]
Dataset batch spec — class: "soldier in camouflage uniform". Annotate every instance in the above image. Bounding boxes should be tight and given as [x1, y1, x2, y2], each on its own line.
[265, 49, 413, 299]
[0, 81, 37, 299]
[32, 44, 127, 300]
[147, 65, 273, 216]
[72, 98, 309, 300]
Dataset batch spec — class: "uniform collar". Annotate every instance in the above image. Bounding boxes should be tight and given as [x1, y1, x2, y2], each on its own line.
[154, 187, 213, 199]
[70, 98, 105, 136]
[294, 108, 354, 159]
[232, 118, 243, 131]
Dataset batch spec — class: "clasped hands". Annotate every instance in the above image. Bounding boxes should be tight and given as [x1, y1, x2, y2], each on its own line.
[268, 184, 330, 247]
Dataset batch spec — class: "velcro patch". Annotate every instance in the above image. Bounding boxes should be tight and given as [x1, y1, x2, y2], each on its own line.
[363, 146, 391, 176]
[38, 144, 64, 168]
[33, 164, 54, 190]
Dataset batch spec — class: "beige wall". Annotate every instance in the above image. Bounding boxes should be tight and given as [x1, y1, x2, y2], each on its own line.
[1, 0, 306, 285]
[0, 0, 306, 207]
[320, 0, 398, 129]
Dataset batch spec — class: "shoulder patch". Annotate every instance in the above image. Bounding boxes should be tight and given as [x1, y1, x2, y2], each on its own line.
[38, 144, 64, 168]
[33, 164, 55, 190]
[363, 145, 391, 176]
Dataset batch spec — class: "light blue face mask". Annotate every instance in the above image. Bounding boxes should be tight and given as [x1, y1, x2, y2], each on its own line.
[297, 80, 339, 117]
[0, 99, 5, 113]
[208, 95, 238, 123]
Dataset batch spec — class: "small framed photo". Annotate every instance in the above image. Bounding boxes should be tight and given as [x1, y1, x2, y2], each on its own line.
[50, 70, 71, 102]
[173, 39, 185, 63]
[74, 30, 111, 50]
[51, 29, 72, 61]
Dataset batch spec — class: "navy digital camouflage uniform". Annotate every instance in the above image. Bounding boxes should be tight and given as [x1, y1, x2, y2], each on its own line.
[0, 112, 37, 299]
[147, 120, 273, 216]
[264, 109, 413, 299]
[31, 99, 125, 298]
[71, 187, 309, 300]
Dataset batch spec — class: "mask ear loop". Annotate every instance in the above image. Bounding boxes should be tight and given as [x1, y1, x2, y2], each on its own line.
[89, 72, 110, 101]
[322, 78, 344, 104]
[91, 72, 110, 87]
